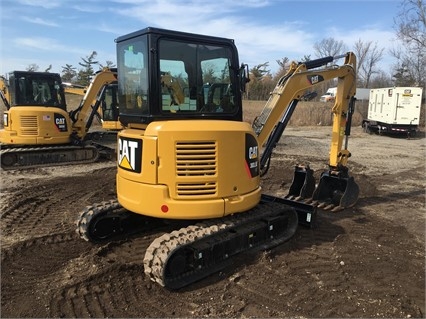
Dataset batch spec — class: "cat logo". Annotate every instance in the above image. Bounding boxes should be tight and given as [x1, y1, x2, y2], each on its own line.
[307, 74, 324, 85]
[118, 137, 142, 173]
[248, 146, 258, 159]
[245, 133, 259, 178]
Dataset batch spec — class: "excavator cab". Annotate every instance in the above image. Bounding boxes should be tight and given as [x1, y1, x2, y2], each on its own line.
[1, 71, 72, 146]
[116, 27, 245, 127]
[8, 71, 66, 110]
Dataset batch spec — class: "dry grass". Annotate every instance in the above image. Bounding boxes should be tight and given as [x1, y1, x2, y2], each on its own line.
[243, 99, 425, 128]
[243, 99, 368, 127]
[1, 96, 423, 128]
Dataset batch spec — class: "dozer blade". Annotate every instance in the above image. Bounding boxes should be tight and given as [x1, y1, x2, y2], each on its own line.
[285, 165, 316, 201]
[311, 170, 359, 212]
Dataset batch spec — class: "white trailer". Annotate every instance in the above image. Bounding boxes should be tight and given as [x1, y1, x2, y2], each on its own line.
[320, 87, 370, 102]
[355, 88, 370, 101]
[362, 87, 423, 137]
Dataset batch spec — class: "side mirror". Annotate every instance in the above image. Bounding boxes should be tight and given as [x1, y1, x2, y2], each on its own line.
[239, 63, 250, 92]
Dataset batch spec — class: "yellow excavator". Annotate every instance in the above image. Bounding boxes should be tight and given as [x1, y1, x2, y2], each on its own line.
[63, 71, 123, 131]
[77, 27, 359, 289]
[0, 68, 117, 170]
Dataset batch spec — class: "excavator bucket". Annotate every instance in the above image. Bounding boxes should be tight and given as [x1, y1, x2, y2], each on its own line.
[286, 165, 316, 200]
[311, 170, 359, 212]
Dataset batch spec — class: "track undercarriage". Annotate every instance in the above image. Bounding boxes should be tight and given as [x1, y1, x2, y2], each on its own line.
[76, 195, 316, 290]
[0, 132, 116, 170]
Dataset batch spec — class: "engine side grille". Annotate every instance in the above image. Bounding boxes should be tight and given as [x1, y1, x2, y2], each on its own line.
[20, 116, 38, 136]
[175, 141, 217, 197]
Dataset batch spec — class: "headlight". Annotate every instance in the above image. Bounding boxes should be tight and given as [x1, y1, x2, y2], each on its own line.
[3, 113, 8, 127]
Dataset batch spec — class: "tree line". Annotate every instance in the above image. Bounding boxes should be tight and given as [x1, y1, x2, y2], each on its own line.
[243, 0, 425, 100]
[24, 0, 424, 101]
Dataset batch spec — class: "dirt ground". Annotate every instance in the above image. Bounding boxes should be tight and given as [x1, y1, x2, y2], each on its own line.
[1, 102, 425, 318]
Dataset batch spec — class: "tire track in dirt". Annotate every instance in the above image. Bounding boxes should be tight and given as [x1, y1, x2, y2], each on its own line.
[49, 264, 154, 318]
[1, 232, 92, 316]
[1, 166, 117, 246]
[215, 213, 349, 317]
[46, 227, 197, 317]
[1, 126, 425, 318]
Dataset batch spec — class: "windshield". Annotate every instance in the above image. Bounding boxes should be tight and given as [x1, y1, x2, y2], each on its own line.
[158, 39, 236, 114]
[117, 32, 239, 122]
[12, 74, 66, 109]
[117, 36, 149, 116]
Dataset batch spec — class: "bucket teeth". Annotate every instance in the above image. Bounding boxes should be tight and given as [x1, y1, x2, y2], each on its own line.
[285, 168, 359, 212]
[311, 170, 359, 210]
[286, 165, 316, 200]
[331, 206, 344, 212]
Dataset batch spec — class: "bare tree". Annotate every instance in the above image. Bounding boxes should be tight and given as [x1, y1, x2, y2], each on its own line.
[273, 57, 290, 81]
[394, 0, 426, 49]
[368, 70, 394, 88]
[392, 0, 426, 86]
[353, 39, 384, 87]
[26, 64, 39, 72]
[390, 44, 425, 86]
[313, 38, 347, 92]
[313, 38, 348, 58]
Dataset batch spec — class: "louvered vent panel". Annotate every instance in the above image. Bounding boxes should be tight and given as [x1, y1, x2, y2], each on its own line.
[20, 116, 38, 136]
[175, 141, 217, 197]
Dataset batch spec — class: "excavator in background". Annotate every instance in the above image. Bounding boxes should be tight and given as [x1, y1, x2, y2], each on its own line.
[0, 68, 118, 170]
[62, 82, 86, 95]
[63, 70, 123, 131]
[77, 27, 360, 289]
[0, 76, 11, 109]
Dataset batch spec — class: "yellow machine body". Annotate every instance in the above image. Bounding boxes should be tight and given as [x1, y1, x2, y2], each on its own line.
[114, 27, 360, 219]
[1, 106, 72, 145]
[117, 120, 261, 219]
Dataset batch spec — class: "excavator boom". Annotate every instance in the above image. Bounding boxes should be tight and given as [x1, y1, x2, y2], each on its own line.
[252, 53, 359, 211]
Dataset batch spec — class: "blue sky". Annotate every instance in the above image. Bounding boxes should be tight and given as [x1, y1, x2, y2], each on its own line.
[1, 0, 402, 76]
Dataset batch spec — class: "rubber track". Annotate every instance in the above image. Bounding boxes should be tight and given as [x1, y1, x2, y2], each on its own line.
[144, 201, 298, 289]
[0, 144, 100, 170]
[76, 199, 170, 243]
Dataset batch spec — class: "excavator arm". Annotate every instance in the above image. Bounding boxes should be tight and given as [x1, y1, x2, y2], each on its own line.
[0, 76, 11, 110]
[161, 72, 185, 106]
[63, 83, 86, 96]
[253, 53, 356, 167]
[252, 52, 359, 211]
[69, 68, 118, 141]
